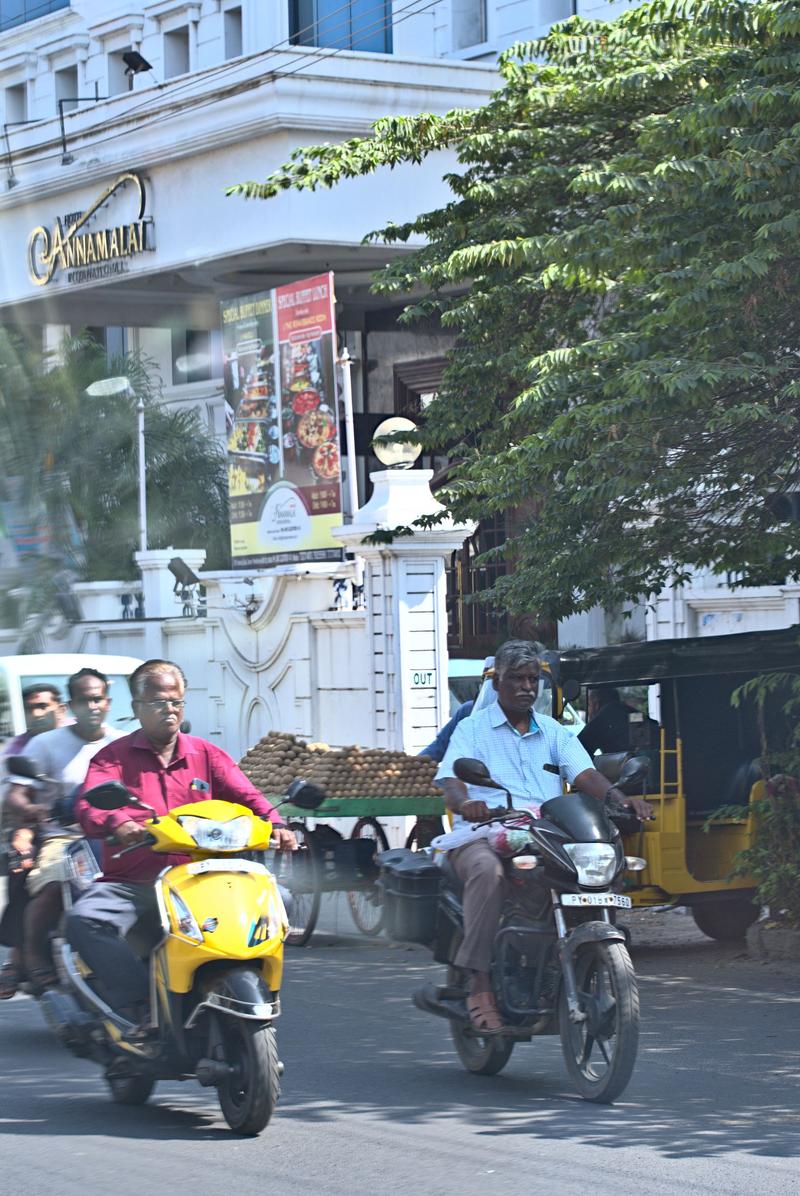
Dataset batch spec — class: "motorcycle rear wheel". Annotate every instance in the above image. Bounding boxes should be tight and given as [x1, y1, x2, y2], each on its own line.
[218, 1021, 281, 1135]
[559, 940, 639, 1104]
[447, 967, 515, 1076]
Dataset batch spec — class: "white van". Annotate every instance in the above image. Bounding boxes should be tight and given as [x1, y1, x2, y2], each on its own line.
[0, 654, 143, 743]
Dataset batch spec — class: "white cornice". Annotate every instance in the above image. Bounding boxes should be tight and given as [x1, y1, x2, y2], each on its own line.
[37, 32, 91, 64]
[89, 13, 146, 43]
[0, 50, 38, 75]
[0, 110, 377, 210]
[144, 1, 201, 23]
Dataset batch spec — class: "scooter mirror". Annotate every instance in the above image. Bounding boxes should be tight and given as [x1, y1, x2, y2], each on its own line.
[284, 779, 327, 811]
[453, 757, 504, 789]
[5, 754, 45, 781]
[82, 781, 144, 811]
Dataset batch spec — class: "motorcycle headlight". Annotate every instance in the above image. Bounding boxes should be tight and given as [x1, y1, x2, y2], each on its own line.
[563, 843, 618, 888]
[177, 814, 251, 851]
[168, 888, 203, 942]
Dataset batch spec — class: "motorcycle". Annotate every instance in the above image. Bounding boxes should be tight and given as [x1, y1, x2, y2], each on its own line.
[409, 754, 650, 1103]
[7, 766, 324, 1135]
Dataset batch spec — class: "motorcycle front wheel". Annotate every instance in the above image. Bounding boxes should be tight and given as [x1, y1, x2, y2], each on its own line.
[559, 940, 639, 1104]
[217, 1020, 281, 1135]
[447, 966, 515, 1076]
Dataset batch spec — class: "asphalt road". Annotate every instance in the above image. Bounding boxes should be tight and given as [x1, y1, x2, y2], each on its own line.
[1, 902, 798, 1196]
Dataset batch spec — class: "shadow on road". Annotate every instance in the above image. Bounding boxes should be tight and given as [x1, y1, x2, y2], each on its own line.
[271, 934, 800, 1162]
[0, 931, 797, 1159]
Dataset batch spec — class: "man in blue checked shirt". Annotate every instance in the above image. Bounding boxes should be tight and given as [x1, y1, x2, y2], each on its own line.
[436, 639, 652, 1036]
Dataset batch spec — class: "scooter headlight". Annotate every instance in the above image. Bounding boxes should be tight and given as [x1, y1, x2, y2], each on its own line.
[178, 814, 251, 851]
[168, 888, 203, 942]
[563, 843, 618, 888]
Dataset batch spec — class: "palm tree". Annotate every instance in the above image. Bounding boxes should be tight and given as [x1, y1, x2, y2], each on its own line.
[0, 330, 229, 627]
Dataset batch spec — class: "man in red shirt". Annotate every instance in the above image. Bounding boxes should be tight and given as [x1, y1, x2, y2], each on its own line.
[66, 659, 295, 1024]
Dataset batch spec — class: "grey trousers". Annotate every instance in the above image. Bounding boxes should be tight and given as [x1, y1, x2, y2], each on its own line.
[65, 881, 161, 1011]
[450, 838, 508, 973]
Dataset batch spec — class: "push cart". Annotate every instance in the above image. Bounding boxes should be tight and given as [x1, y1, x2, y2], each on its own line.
[271, 796, 445, 945]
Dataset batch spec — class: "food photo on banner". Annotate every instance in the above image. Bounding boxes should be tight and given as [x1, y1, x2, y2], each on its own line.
[220, 272, 344, 567]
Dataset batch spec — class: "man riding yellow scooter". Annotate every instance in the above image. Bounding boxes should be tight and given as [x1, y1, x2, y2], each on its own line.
[48, 658, 320, 1134]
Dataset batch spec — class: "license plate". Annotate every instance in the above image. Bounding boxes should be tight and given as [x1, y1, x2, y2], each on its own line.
[561, 893, 632, 909]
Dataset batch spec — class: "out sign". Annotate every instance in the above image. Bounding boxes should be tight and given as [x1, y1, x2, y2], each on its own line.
[410, 668, 436, 689]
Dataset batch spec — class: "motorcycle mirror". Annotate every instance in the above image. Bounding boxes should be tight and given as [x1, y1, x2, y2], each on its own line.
[616, 755, 650, 791]
[283, 779, 327, 811]
[562, 679, 581, 704]
[82, 781, 152, 812]
[5, 755, 45, 781]
[453, 757, 504, 789]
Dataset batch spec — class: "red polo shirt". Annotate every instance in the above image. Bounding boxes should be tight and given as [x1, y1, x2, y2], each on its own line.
[75, 730, 282, 883]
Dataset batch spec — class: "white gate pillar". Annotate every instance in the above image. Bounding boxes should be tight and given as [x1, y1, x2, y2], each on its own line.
[333, 470, 474, 753]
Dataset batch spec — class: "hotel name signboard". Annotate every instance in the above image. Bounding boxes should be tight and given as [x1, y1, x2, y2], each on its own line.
[27, 171, 155, 287]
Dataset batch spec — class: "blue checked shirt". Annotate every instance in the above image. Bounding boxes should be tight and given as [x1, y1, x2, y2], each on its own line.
[436, 703, 594, 820]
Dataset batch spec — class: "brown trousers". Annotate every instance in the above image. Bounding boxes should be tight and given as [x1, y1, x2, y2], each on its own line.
[450, 838, 508, 973]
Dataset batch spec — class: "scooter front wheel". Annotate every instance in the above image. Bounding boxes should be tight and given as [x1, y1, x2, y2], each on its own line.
[218, 1020, 281, 1135]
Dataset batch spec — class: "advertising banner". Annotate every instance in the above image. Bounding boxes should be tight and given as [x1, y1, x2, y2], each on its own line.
[221, 272, 343, 567]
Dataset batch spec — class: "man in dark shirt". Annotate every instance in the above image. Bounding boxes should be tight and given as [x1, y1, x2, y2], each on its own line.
[578, 685, 633, 756]
[0, 683, 66, 999]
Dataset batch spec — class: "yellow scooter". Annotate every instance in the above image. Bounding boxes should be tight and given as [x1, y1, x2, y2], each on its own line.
[43, 777, 324, 1135]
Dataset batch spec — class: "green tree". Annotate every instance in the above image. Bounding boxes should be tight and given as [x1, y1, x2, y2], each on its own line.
[229, 0, 800, 619]
[0, 331, 229, 613]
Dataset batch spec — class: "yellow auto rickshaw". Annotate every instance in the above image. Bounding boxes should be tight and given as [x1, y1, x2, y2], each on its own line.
[544, 626, 800, 939]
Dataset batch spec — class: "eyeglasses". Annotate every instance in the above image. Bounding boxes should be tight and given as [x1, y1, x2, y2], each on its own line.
[138, 699, 186, 713]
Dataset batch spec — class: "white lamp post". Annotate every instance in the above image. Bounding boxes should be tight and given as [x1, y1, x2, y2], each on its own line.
[85, 375, 147, 552]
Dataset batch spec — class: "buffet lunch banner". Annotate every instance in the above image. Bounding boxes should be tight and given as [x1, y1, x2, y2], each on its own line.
[221, 272, 344, 567]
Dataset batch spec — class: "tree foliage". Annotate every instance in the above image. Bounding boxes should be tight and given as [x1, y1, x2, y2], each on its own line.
[0, 332, 229, 605]
[230, 0, 800, 618]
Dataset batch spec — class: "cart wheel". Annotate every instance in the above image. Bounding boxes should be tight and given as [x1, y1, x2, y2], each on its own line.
[347, 817, 389, 936]
[405, 817, 445, 851]
[273, 822, 321, 947]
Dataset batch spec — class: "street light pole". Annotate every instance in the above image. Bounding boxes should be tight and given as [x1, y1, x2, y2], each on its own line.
[137, 395, 147, 553]
[338, 348, 363, 593]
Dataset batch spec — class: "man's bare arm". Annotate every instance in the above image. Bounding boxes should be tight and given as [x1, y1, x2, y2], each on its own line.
[573, 768, 653, 819]
[440, 777, 496, 823]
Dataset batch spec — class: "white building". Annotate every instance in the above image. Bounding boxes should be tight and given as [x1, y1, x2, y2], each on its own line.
[2, 0, 780, 758]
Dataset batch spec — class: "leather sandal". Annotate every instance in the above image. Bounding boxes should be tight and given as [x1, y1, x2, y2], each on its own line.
[466, 990, 506, 1036]
[27, 966, 58, 995]
[0, 960, 24, 1000]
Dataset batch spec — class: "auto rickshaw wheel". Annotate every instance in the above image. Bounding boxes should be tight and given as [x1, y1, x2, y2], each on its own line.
[690, 897, 758, 942]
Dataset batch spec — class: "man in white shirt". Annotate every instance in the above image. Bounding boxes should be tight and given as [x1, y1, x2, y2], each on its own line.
[4, 668, 124, 988]
[436, 640, 651, 1035]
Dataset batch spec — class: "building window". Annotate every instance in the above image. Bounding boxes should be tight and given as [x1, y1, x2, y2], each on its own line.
[86, 326, 128, 360]
[290, 0, 393, 53]
[451, 0, 486, 50]
[447, 514, 508, 655]
[107, 47, 135, 96]
[172, 329, 211, 384]
[0, 0, 69, 33]
[4, 82, 27, 123]
[54, 64, 78, 113]
[164, 25, 190, 78]
[224, 5, 243, 59]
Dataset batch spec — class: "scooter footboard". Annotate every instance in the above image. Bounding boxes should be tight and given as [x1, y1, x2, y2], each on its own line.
[185, 965, 279, 1029]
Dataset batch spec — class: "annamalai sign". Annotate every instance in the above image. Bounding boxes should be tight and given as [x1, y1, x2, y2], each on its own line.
[27, 171, 154, 287]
